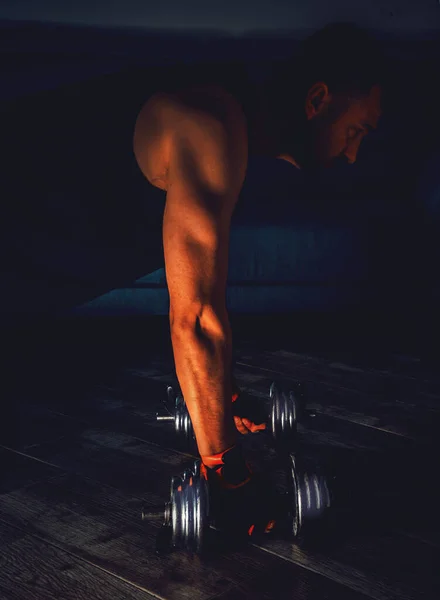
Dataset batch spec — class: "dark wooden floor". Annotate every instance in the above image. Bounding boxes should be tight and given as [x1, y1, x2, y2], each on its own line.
[1, 313, 439, 600]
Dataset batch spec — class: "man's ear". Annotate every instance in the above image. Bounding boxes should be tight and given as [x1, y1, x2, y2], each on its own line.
[305, 82, 331, 120]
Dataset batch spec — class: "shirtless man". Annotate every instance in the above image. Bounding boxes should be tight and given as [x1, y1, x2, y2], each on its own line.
[131, 22, 384, 532]
[132, 21, 384, 527]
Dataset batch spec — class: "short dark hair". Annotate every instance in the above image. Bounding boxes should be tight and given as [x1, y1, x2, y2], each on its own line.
[265, 22, 387, 126]
[297, 22, 386, 97]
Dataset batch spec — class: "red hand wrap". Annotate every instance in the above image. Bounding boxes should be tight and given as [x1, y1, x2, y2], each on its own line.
[201, 445, 235, 469]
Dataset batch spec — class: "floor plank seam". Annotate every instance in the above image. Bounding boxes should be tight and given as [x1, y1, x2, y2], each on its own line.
[38, 408, 197, 459]
[203, 584, 244, 600]
[241, 352, 440, 395]
[236, 361, 375, 397]
[22, 404, 196, 460]
[0, 515, 165, 600]
[0, 471, 56, 497]
[250, 543, 388, 600]
[235, 361, 434, 440]
[310, 412, 417, 441]
[237, 352, 440, 390]
[0, 443, 176, 509]
[23, 434, 68, 452]
[0, 444, 65, 474]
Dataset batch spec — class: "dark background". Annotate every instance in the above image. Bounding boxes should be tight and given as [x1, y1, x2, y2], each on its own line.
[0, 0, 439, 36]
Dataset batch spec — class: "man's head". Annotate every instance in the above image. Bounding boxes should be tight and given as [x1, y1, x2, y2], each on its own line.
[272, 22, 385, 169]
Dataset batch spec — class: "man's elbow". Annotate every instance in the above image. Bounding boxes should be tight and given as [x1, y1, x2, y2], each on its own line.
[169, 302, 231, 344]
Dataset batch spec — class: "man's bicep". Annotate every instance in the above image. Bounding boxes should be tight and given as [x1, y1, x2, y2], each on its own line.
[161, 100, 246, 328]
[163, 179, 232, 328]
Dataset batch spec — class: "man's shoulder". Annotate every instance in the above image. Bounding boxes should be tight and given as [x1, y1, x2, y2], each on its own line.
[134, 81, 248, 192]
[169, 85, 249, 192]
[154, 83, 246, 131]
[160, 83, 248, 161]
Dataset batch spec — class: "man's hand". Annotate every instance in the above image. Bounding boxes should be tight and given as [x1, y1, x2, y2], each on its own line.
[233, 415, 267, 435]
[231, 376, 267, 435]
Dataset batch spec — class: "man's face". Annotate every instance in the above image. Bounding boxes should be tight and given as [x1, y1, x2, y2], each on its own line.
[302, 83, 382, 169]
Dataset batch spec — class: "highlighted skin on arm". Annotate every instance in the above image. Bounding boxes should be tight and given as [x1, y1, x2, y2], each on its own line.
[163, 101, 247, 456]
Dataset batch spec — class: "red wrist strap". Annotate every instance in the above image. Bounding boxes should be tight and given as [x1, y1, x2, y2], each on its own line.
[201, 444, 236, 468]
[232, 392, 239, 403]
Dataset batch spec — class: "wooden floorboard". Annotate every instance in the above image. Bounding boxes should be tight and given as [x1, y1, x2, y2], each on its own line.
[2, 403, 86, 453]
[236, 347, 440, 407]
[0, 447, 61, 494]
[0, 520, 157, 600]
[232, 336, 440, 383]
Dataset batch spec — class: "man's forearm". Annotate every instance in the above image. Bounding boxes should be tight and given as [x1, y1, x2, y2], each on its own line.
[170, 319, 236, 457]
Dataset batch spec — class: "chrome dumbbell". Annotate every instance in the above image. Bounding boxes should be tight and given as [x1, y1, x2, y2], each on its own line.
[155, 386, 195, 446]
[142, 452, 331, 554]
[284, 454, 331, 538]
[155, 381, 305, 449]
[269, 381, 301, 446]
[143, 459, 210, 554]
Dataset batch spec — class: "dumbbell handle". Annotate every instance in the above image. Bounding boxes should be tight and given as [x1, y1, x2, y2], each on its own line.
[142, 510, 163, 520]
[142, 504, 166, 520]
[156, 415, 175, 421]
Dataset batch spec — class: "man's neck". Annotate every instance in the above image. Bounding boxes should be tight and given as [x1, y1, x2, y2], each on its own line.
[249, 83, 303, 169]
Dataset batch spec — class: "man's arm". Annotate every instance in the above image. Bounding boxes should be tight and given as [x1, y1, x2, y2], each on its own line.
[161, 94, 247, 457]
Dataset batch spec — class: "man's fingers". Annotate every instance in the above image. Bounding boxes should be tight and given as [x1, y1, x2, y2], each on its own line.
[233, 415, 250, 435]
[242, 419, 267, 433]
[234, 416, 267, 434]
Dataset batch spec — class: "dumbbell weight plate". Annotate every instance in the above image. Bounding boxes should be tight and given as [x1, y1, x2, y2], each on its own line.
[158, 386, 195, 446]
[174, 395, 195, 446]
[287, 454, 331, 538]
[169, 460, 210, 552]
[269, 382, 298, 447]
